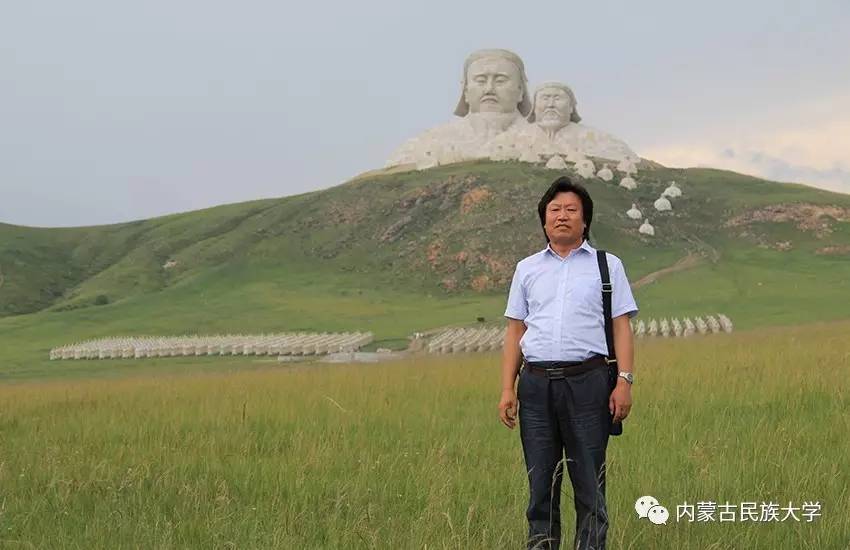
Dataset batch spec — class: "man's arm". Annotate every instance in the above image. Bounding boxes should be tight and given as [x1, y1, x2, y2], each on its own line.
[610, 313, 634, 422]
[613, 314, 634, 377]
[498, 318, 527, 429]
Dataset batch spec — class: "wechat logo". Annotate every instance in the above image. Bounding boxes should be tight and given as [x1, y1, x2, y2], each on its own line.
[635, 495, 669, 525]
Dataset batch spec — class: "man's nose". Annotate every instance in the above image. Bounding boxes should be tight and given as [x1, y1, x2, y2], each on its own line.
[484, 78, 496, 92]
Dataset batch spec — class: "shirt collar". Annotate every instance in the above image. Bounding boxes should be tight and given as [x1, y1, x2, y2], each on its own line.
[544, 239, 595, 260]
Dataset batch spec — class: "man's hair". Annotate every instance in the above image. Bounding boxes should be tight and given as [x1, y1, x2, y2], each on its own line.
[537, 176, 593, 243]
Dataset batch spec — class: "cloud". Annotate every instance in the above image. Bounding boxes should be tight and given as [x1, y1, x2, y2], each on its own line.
[643, 144, 850, 195]
[640, 93, 850, 195]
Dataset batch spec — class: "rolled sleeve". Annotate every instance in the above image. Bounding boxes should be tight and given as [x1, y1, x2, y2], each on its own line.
[503, 264, 528, 321]
[610, 256, 639, 319]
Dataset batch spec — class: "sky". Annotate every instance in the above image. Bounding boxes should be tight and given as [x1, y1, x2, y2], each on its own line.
[1, 0, 848, 227]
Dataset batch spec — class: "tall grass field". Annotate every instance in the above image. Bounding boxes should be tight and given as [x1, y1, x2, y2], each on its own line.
[1, 320, 848, 549]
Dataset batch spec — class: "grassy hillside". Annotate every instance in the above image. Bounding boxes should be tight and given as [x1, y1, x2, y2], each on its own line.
[1, 161, 849, 379]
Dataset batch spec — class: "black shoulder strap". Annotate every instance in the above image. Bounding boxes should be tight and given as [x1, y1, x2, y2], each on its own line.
[596, 249, 617, 365]
[597, 248, 624, 436]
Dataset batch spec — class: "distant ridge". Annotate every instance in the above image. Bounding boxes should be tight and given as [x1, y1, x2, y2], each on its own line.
[1, 160, 849, 321]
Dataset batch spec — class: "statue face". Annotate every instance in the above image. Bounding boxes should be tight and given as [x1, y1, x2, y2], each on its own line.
[534, 87, 573, 130]
[464, 57, 524, 114]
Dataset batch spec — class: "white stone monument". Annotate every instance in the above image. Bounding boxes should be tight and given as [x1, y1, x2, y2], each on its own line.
[683, 317, 695, 337]
[574, 158, 596, 178]
[385, 52, 641, 170]
[386, 49, 532, 169]
[626, 204, 642, 220]
[486, 81, 640, 166]
[654, 196, 672, 212]
[672, 318, 683, 337]
[662, 181, 683, 198]
[545, 155, 568, 170]
[648, 319, 659, 337]
[619, 176, 637, 190]
[718, 313, 734, 333]
[617, 157, 638, 174]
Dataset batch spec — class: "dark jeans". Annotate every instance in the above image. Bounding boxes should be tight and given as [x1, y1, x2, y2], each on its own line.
[517, 361, 611, 550]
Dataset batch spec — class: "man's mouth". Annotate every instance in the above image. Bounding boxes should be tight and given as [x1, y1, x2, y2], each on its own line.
[481, 95, 498, 102]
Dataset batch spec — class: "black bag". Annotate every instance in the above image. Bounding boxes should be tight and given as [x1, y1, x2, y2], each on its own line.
[596, 249, 624, 436]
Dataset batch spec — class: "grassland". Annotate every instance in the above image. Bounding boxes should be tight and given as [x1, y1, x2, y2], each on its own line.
[1, 161, 848, 547]
[1, 320, 848, 549]
[2, 162, 850, 382]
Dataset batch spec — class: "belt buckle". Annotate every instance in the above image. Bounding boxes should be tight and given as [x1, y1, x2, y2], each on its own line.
[546, 367, 565, 380]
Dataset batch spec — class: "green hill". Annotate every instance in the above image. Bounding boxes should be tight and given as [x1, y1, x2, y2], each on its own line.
[1, 160, 849, 379]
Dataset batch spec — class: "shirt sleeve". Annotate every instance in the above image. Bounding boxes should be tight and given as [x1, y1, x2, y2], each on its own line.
[610, 255, 639, 319]
[503, 263, 528, 321]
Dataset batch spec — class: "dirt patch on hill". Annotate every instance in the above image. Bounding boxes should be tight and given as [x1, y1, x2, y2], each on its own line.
[632, 253, 702, 290]
[460, 186, 492, 214]
[470, 274, 491, 291]
[427, 240, 443, 268]
[724, 203, 850, 238]
[815, 245, 850, 256]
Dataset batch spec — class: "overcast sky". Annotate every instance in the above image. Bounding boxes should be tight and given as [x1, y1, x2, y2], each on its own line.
[2, 0, 848, 227]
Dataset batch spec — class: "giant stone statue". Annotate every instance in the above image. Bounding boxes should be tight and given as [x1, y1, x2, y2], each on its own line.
[486, 81, 639, 165]
[385, 50, 640, 172]
[385, 49, 532, 170]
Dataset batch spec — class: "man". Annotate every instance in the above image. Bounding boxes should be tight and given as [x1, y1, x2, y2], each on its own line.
[385, 48, 532, 169]
[498, 176, 638, 550]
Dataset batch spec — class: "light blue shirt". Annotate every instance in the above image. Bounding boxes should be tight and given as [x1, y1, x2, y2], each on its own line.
[503, 239, 639, 362]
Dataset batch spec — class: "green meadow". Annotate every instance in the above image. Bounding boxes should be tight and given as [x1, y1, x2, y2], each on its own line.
[2, 236, 849, 381]
[1, 163, 849, 547]
[1, 320, 848, 549]
[2, 162, 850, 383]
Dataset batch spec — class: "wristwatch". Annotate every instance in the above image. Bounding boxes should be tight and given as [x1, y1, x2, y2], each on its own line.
[617, 371, 634, 385]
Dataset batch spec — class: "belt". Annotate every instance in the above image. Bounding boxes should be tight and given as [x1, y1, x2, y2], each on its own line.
[522, 355, 609, 380]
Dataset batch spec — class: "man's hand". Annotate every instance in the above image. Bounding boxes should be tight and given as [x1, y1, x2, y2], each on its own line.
[499, 389, 518, 429]
[609, 379, 632, 423]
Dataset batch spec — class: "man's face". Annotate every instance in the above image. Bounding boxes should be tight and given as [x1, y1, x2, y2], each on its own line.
[464, 57, 524, 114]
[534, 87, 572, 129]
[544, 191, 585, 243]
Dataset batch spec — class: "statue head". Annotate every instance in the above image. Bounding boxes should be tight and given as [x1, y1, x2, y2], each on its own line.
[454, 49, 531, 117]
[528, 82, 582, 131]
